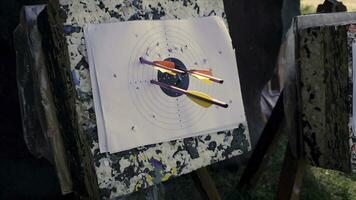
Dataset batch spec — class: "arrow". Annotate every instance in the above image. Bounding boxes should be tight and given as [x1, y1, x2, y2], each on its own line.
[154, 60, 223, 84]
[139, 57, 185, 75]
[151, 80, 228, 108]
[140, 57, 224, 84]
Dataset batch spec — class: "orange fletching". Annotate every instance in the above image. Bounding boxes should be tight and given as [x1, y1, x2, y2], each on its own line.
[154, 61, 176, 69]
[191, 69, 213, 76]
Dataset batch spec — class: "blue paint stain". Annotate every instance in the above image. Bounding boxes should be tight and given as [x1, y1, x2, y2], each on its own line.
[149, 158, 163, 169]
[71, 70, 80, 86]
[63, 25, 81, 35]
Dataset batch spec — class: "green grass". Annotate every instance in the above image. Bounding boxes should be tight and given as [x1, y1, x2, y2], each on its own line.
[209, 134, 356, 200]
[209, 135, 287, 200]
[302, 168, 356, 200]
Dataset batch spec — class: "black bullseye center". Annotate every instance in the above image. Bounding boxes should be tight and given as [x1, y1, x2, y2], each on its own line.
[157, 57, 189, 97]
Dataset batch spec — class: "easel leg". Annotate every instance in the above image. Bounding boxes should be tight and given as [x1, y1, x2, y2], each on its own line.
[192, 167, 221, 200]
[238, 92, 285, 187]
[276, 144, 306, 200]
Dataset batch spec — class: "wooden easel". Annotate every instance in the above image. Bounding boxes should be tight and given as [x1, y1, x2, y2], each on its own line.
[194, 91, 306, 200]
[236, 91, 306, 200]
[236, 2, 349, 200]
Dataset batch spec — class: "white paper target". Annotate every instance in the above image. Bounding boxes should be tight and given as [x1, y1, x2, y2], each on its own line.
[85, 16, 247, 153]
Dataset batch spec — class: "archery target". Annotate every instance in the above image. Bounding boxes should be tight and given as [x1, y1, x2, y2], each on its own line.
[128, 24, 219, 130]
[85, 16, 248, 153]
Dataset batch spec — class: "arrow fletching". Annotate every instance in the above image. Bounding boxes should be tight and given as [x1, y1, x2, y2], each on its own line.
[190, 69, 213, 76]
[190, 69, 213, 84]
[153, 60, 176, 75]
[154, 67, 176, 76]
[188, 69, 223, 84]
[186, 90, 213, 108]
[154, 61, 176, 69]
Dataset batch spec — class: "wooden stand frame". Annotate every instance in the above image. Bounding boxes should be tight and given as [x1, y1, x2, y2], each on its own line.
[194, 91, 307, 200]
[237, 91, 306, 200]
[194, 2, 349, 199]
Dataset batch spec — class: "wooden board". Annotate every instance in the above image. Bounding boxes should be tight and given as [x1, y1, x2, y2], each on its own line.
[42, 0, 251, 198]
[284, 13, 356, 173]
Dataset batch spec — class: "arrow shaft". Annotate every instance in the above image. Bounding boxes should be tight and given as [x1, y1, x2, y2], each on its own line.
[151, 80, 228, 108]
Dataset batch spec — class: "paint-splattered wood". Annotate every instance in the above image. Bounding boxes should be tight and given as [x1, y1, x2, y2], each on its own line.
[43, 0, 251, 199]
[298, 24, 351, 173]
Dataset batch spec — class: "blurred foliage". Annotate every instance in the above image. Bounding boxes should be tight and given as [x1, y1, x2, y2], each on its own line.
[301, 0, 356, 14]
[301, 4, 315, 15]
[302, 167, 356, 200]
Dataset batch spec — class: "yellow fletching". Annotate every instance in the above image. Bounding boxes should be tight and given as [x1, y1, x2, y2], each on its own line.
[192, 74, 212, 84]
[187, 90, 213, 108]
[154, 67, 176, 76]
